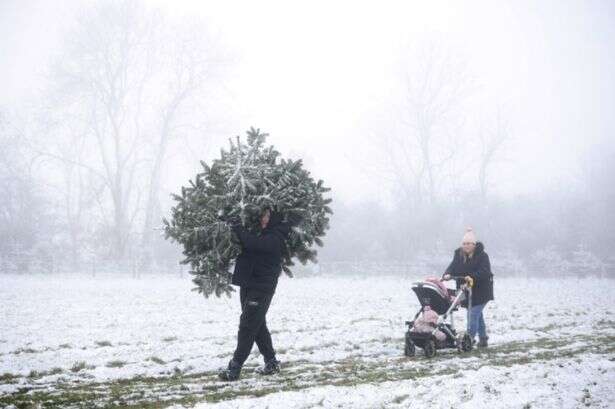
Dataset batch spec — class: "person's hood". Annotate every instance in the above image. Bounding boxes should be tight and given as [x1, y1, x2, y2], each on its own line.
[268, 211, 283, 228]
[264, 211, 290, 238]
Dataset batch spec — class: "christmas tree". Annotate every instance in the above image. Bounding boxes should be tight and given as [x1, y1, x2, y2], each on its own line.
[163, 128, 332, 297]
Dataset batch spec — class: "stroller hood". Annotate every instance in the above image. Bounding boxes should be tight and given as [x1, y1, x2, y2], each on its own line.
[412, 281, 453, 315]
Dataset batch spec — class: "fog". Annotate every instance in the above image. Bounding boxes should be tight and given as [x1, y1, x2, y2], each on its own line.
[1, 0, 614, 277]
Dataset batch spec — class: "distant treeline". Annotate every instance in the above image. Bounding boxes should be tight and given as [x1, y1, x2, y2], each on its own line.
[0, 1, 613, 278]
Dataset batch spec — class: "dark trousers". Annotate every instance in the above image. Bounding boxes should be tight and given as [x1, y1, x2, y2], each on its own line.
[232, 287, 276, 365]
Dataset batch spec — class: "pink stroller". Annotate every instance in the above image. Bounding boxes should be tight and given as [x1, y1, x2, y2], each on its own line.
[404, 276, 474, 358]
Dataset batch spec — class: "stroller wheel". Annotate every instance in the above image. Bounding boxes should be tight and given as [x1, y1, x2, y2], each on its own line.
[424, 339, 436, 358]
[404, 332, 416, 357]
[457, 332, 473, 353]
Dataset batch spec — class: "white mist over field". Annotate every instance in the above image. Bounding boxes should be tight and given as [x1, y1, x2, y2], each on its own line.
[1, 0, 614, 407]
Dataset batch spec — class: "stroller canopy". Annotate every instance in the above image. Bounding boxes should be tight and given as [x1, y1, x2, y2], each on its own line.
[411, 281, 453, 315]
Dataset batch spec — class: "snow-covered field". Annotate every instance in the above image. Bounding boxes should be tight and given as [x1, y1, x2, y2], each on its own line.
[1, 274, 614, 408]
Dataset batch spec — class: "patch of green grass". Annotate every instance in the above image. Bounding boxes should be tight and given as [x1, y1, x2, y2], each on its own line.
[350, 317, 384, 325]
[49, 367, 64, 375]
[13, 347, 38, 354]
[148, 356, 166, 365]
[3, 333, 614, 408]
[27, 370, 42, 379]
[294, 325, 333, 334]
[0, 372, 19, 383]
[70, 361, 90, 372]
[483, 384, 500, 395]
[536, 323, 559, 332]
[0, 388, 102, 408]
[297, 341, 338, 352]
[594, 319, 615, 327]
[392, 394, 410, 405]
[106, 360, 127, 368]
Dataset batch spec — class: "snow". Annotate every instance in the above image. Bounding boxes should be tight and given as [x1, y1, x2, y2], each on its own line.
[1, 274, 614, 407]
[193, 355, 614, 409]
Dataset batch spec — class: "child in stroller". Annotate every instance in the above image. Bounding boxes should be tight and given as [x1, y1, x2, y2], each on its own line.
[404, 275, 474, 358]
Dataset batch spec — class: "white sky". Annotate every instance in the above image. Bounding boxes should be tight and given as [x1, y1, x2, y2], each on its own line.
[1, 0, 614, 204]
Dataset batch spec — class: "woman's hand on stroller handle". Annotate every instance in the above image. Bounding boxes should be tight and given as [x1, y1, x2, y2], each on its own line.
[442, 274, 474, 288]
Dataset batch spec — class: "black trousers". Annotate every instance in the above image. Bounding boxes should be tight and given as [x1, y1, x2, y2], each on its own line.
[232, 287, 276, 365]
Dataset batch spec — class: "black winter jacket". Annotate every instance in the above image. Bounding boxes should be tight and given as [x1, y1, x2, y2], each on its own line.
[231, 213, 291, 293]
[445, 242, 494, 306]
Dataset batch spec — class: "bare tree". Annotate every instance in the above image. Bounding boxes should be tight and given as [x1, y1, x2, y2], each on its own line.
[42, 0, 228, 270]
[47, 1, 161, 260]
[139, 21, 226, 273]
[478, 106, 510, 202]
[400, 41, 473, 206]
[361, 40, 473, 254]
[367, 40, 473, 211]
[0, 109, 51, 273]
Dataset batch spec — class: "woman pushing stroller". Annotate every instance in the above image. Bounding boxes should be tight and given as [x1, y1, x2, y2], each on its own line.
[442, 227, 494, 347]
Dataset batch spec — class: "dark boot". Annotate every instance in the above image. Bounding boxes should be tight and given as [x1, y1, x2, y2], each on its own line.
[218, 359, 242, 381]
[478, 336, 489, 348]
[256, 357, 280, 375]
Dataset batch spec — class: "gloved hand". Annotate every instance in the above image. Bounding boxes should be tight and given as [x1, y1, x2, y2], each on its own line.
[216, 209, 228, 222]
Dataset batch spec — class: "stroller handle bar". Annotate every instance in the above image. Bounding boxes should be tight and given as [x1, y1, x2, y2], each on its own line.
[441, 274, 474, 288]
[436, 280, 473, 326]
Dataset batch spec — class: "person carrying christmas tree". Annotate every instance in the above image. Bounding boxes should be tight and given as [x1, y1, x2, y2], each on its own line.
[442, 227, 494, 347]
[218, 206, 299, 381]
[163, 129, 330, 379]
